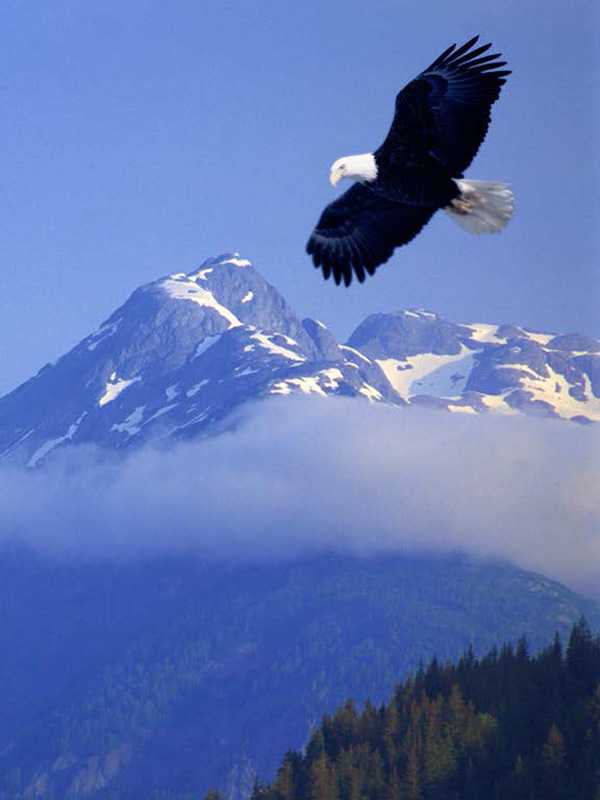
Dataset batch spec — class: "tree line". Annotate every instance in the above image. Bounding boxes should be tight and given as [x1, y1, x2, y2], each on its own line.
[206, 618, 600, 799]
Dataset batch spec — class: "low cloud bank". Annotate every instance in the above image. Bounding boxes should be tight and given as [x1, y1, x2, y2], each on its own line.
[1, 398, 599, 594]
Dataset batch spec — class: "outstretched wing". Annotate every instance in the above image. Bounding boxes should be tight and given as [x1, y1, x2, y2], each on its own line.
[306, 183, 435, 286]
[377, 36, 510, 176]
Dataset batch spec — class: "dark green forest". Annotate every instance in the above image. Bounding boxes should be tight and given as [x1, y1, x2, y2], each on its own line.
[242, 620, 600, 800]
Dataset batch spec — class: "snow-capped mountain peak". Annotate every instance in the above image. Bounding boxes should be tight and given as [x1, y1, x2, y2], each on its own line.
[0, 255, 598, 466]
[350, 309, 600, 421]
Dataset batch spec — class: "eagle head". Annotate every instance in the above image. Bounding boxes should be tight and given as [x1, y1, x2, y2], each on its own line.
[329, 154, 377, 187]
[329, 158, 348, 187]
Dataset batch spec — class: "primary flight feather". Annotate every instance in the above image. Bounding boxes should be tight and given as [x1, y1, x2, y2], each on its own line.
[306, 36, 513, 286]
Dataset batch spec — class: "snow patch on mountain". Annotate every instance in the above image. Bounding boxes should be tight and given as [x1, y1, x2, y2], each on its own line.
[517, 367, 600, 421]
[359, 383, 383, 402]
[447, 404, 478, 415]
[235, 366, 260, 378]
[144, 404, 179, 425]
[339, 345, 372, 364]
[189, 267, 213, 281]
[194, 335, 221, 359]
[281, 377, 326, 396]
[268, 364, 374, 400]
[220, 254, 251, 268]
[319, 368, 344, 389]
[187, 380, 210, 398]
[162, 277, 241, 329]
[467, 323, 506, 345]
[270, 382, 291, 396]
[496, 363, 543, 380]
[112, 406, 146, 436]
[523, 330, 555, 346]
[87, 319, 122, 351]
[99, 375, 141, 407]
[28, 413, 87, 466]
[377, 348, 475, 399]
[251, 332, 306, 362]
[479, 393, 519, 415]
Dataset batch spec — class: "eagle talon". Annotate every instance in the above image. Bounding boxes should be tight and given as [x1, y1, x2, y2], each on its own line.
[451, 197, 474, 215]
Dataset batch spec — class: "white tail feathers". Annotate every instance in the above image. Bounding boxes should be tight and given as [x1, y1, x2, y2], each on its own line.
[444, 179, 514, 234]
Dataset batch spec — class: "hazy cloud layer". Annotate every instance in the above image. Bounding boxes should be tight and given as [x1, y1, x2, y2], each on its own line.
[1, 398, 599, 594]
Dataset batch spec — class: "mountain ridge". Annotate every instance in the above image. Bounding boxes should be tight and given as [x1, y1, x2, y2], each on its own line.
[1, 252, 598, 467]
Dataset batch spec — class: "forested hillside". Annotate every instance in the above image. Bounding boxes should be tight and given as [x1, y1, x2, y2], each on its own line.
[247, 620, 600, 800]
[1, 553, 597, 799]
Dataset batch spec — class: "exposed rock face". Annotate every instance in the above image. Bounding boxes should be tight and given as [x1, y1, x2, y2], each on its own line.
[22, 745, 131, 799]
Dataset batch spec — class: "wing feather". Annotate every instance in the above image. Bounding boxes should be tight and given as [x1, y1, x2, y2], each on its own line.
[306, 183, 435, 286]
[377, 36, 511, 176]
[444, 36, 486, 63]
[427, 42, 457, 69]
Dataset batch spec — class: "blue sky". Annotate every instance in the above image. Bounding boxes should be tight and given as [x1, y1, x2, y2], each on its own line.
[1, 0, 598, 394]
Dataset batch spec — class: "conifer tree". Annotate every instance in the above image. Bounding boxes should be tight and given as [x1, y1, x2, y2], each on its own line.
[273, 753, 297, 800]
[540, 723, 566, 800]
[403, 742, 421, 800]
[308, 753, 337, 800]
[336, 750, 360, 800]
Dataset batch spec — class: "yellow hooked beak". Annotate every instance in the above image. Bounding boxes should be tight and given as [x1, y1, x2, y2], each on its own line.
[329, 169, 341, 187]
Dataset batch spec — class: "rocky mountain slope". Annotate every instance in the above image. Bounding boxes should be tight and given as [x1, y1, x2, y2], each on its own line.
[1, 252, 598, 467]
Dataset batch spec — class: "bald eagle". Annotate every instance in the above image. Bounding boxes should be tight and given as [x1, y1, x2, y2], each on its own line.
[306, 36, 513, 286]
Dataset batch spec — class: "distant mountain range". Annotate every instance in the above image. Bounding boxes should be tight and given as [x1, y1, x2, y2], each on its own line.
[1, 252, 598, 467]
